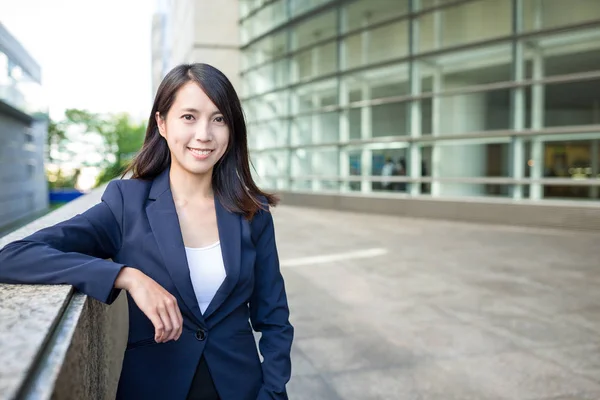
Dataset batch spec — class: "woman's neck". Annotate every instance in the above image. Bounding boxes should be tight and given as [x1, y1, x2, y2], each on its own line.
[168, 163, 214, 203]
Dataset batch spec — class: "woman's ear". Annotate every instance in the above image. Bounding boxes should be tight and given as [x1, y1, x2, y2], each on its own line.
[155, 111, 166, 138]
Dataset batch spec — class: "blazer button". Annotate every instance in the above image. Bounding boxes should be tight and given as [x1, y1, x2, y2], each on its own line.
[195, 329, 206, 341]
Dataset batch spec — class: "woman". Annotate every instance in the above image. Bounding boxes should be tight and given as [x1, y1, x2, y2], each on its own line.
[0, 63, 294, 400]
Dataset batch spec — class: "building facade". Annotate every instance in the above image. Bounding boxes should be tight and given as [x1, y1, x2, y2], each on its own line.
[151, 0, 241, 96]
[240, 0, 600, 204]
[0, 22, 48, 233]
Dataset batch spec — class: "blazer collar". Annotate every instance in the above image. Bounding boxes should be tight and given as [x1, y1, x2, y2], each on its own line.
[148, 167, 170, 200]
[146, 167, 241, 324]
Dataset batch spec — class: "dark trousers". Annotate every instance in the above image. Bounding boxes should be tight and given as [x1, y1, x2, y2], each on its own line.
[186, 356, 220, 400]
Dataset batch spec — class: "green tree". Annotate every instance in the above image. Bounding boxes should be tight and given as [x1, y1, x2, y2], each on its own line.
[95, 114, 145, 185]
[46, 109, 145, 188]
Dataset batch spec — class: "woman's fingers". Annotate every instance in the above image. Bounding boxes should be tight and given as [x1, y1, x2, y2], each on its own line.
[174, 300, 183, 340]
[157, 304, 173, 343]
[147, 311, 164, 343]
[165, 297, 181, 342]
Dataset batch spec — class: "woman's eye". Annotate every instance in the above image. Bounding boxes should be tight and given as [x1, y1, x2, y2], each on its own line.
[214, 116, 225, 123]
[182, 114, 194, 121]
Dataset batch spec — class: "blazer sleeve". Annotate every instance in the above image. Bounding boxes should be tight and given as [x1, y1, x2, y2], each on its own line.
[0, 180, 126, 304]
[249, 207, 294, 400]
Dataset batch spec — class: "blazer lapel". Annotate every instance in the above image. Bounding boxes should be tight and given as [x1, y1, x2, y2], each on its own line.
[201, 197, 241, 319]
[146, 168, 205, 325]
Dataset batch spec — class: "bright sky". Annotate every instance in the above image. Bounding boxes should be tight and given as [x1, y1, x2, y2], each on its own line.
[0, 0, 156, 121]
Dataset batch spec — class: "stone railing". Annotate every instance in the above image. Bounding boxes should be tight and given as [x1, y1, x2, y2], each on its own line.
[0, 184, 128, 400]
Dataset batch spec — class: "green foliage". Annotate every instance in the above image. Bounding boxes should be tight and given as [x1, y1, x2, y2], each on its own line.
[95, 160, 128, 186]
[46, 118, 68, 164]
[46, 109, 146, 189]
[47, 168, 80, 189]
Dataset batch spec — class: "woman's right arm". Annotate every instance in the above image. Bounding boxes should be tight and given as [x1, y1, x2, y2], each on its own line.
[0, 180, 126, 305]
[0, 181, 184, 342]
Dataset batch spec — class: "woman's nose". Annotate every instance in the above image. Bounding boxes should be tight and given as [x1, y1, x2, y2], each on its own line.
[194, 124, 212, 141]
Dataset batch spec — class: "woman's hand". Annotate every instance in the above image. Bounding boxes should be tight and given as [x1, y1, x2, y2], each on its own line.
[115, 267, 183, 343]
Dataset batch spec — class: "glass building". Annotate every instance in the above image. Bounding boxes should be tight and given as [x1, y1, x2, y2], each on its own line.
[240, 0, 600, 202]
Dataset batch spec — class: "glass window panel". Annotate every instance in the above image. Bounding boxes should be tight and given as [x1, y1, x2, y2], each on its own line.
[290, 0, 334, 18]
[523, 0, 600, 32]
[434, 88, 512, 135]
[239, 0, 252, 20]
[419, 0, 511, 53]
[420, 0, 463, 10]
[529, 138, 600, 200]
[420, 98, 433, 135]
[292, 79, 337, 114]
[243, 100, 258, 123]
[372, 102, 409, 138]
[240, 20, 253, 45]
[421, 141, 512, 197]
[291, 148, 312, 176]
[252, 119, 288, 149]
[291, 179, 312, 191]
[291, 10, 336, 50]
[253, 150, 289, 184]
[244, 62, 288, 97]
[318, 41, 337, 76]
[343, 0, 409, 33]
[420, 141, 511, 177]
[247, 125, 259, 150]
[371, 148, 408, 192]
[272, 58, 289, 89]
[291, 42, 338, 82]
[243, 32, 287, 70]
[244, 66, 274, 97]
[343, 34, 363, 70]
[544, 78, 600, 128]
[254, 1, 287, 39]
[343, 20, 408, 69]
[525, 28, 600, 78]
[345, 64, 410, 100]
[251, 92, 289, 121]
[319, 112, 340, 143]
[346, 150, 363, 191]
[293, 50, 313, 82]
[419, 43, 512, 90]
[290, 112, 339, 145]
[290, 115, 312, 145]
[349, 108, 362, 139]
[313, 149, 339, 176]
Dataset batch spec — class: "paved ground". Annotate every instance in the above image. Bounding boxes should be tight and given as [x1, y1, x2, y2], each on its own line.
[273, 205, 600, 400]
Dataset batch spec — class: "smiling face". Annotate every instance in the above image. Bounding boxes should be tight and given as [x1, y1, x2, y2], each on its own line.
[156, 81, 230, 178]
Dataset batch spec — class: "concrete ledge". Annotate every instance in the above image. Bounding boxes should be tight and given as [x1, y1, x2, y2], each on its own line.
[0, 184, 127, 400]
[278, 191, 600, 231]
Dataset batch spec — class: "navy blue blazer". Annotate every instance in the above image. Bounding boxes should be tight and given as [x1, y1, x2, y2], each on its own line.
[0, 168, 294, 400]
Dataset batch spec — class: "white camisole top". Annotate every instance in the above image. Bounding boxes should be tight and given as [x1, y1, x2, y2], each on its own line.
[184, 241, 226, 314]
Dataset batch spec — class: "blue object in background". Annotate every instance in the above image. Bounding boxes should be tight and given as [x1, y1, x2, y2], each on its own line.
[49, 189, 85, 204]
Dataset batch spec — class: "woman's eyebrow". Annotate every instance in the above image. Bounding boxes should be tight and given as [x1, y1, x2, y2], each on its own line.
[180, 107, 200, 113]
[180, 108, 221, 116]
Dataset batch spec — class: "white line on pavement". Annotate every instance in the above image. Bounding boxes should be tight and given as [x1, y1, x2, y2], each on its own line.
[280, 248, 388, 268]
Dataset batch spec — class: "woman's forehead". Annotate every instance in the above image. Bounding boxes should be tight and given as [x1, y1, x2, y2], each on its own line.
[172, 82, 219, 111]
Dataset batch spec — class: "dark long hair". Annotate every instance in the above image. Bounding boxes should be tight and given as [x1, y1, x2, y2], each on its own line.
[123, 63, 278, 218]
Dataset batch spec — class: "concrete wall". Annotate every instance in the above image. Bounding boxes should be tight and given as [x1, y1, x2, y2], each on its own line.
[50, 294, 128, 400]
[0, 108, 48, 232]
[0, 184, 127, 400]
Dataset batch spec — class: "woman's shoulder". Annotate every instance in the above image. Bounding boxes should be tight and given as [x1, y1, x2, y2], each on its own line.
[104, 178, 152, 204]
[110, 177, 152, 192]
